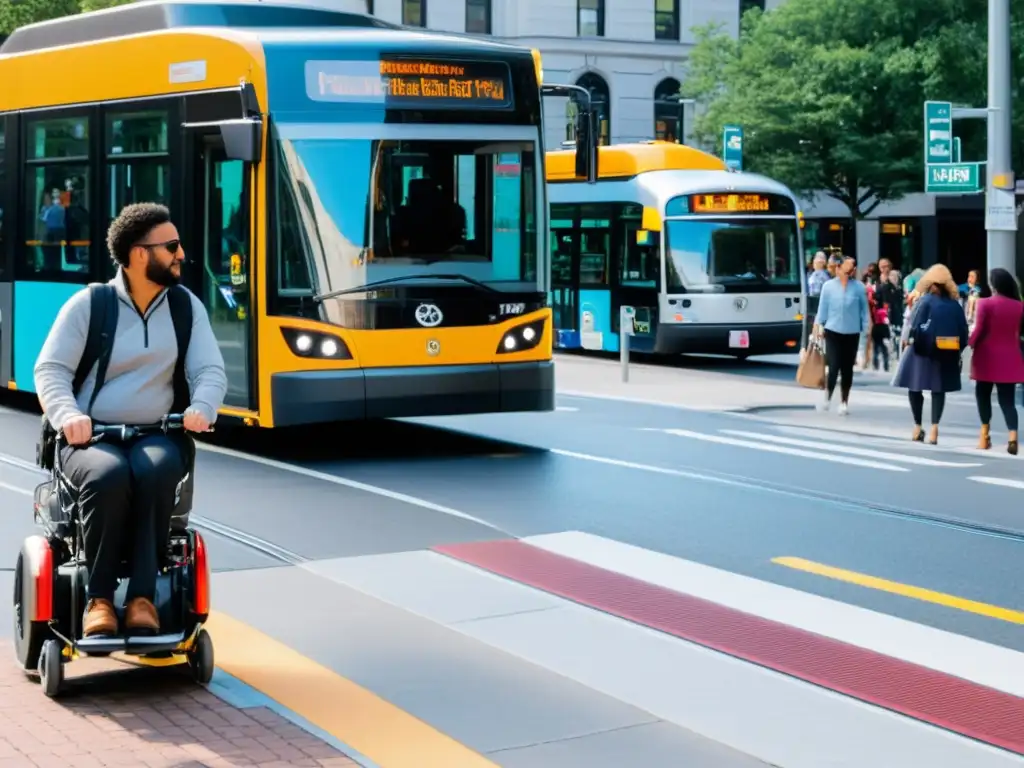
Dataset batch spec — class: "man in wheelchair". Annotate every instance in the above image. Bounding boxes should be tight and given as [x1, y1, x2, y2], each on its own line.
[33, 203, 227, 638]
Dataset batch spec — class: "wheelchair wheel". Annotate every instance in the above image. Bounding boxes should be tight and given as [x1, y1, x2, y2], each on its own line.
[13, 552, 48, 673]
[188, 629, 214, 685]
[38, 640, 63, 698]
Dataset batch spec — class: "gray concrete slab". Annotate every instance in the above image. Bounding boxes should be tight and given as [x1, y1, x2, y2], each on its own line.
[490, 720, 771, 768]
[302, 550, 563, 624]
[213, 565, 660, 755]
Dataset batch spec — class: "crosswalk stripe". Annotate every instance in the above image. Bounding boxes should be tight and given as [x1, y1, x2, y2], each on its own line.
[719, 429, 982, 468]
[969, 476, 1024, 490]
[647, 428, 909, 472]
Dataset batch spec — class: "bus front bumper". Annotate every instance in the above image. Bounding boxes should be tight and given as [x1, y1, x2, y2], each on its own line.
[655, 321, 802, 356]
[270, 361, 555, 426]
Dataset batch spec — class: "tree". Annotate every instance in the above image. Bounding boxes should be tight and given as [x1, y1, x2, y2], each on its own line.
[681, 0, 1015, 220]
[0, 0, 80, 35]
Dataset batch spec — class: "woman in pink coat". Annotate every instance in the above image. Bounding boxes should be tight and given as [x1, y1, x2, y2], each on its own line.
[969, 268, 1024, 454]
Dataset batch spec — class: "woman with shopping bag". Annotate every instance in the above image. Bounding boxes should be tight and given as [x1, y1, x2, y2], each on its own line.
[811, 257, 870, 415]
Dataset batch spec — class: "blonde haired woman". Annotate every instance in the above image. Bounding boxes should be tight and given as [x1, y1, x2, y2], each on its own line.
[892, 264, 969, 444]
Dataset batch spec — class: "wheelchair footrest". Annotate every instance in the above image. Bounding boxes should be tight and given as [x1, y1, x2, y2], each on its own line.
[77, 631, 189, 656]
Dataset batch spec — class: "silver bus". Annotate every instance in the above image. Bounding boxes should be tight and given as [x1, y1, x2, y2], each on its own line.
[547, 142, 806, 358]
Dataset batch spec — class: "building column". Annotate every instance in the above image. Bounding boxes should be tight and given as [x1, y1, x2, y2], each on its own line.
[855, 219, 879, 267]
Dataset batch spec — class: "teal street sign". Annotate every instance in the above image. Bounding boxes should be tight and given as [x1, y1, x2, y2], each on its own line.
[923, 101, 953, 164]
[925, 162, 982, 193]
[953, 136, 962, 163]
[723, 124, 743, 171]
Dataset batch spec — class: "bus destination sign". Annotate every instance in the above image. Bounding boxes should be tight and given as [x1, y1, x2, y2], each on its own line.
[306, 58, 513, 109]
[691, 194, 771, 213]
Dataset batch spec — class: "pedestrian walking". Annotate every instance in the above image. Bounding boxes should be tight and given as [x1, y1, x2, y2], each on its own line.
[968, 267, 1024, 455]
[892, 264, 968, 445]
[813, 256, 870, 415]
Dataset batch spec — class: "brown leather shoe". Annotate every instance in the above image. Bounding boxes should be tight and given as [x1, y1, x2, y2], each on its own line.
[83, 598, 118, 637]
[124, 597, 160, 633]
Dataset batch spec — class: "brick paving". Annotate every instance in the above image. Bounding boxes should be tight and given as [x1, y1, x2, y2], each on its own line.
[0, 643, 358, 767]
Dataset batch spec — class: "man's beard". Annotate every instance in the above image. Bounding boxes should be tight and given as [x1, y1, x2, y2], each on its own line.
[146, 254, 181, 287]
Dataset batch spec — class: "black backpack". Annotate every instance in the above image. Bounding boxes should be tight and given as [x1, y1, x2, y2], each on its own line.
[36, 283, 193, 470]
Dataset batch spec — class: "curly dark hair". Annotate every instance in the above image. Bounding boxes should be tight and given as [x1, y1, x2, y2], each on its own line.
[106, 202, 172, 267]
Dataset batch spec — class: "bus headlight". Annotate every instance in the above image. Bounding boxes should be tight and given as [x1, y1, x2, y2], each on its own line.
[281, 327, 352, 359]
[497, 319, 545, 354]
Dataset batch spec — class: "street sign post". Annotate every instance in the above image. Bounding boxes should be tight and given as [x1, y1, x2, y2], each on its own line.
[923, 101, 982, 194]
[926, 163, 983, 193]
[722, 125, 743, 171]
[924, 101, 953, 164]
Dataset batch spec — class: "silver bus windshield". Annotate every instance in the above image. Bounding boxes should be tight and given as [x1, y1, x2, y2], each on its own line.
[665, 218, 802, 293]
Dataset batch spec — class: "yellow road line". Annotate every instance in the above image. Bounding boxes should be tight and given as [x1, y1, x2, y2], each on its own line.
[205, 611, 499, 768]
[772, 556, 1024, 624]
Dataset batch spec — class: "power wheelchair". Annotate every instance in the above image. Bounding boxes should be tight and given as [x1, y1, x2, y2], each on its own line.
[13, 414, 213, 697]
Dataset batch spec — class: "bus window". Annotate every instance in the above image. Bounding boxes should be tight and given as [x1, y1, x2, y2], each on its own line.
[372, 139, 538, 284]
[619, 205, 656, 287]
[0, 120, 6, 279]
[105, 110, 170, 278]
[579, 204, 610, 286]
[273, 144, 314, 297]
[22, 116, 91, 278]
[665, 218, 801, 291]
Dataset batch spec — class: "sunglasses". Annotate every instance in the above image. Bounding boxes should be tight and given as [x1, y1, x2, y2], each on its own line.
[138, 239, 181, 255]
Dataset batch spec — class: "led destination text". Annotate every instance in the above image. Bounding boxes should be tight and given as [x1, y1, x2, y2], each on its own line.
[312, 59, 510, 106]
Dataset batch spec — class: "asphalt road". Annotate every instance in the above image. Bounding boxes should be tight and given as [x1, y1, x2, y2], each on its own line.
[2, 375, 1024, 766]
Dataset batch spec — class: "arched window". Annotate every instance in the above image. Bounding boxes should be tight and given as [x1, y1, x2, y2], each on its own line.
[576, 72, 610, 146]
[653, 78, 682, 143]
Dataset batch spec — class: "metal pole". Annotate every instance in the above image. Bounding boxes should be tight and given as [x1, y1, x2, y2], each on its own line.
[620, 323, 629, 382]
[986, 0, 1016, 274]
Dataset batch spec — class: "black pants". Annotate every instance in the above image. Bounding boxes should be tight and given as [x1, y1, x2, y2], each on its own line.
[975, 381, 1019, 431]
[871, 324, 890, 370]
[824, 330, 859, 402]
[61, 434, 184, 604]
[908, 391, 946, 426]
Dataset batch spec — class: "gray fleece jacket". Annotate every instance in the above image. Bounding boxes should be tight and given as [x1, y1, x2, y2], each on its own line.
[34, 270, 228, 431]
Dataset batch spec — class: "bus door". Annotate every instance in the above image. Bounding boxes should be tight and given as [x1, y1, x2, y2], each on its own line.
[183, 130, 256, 412]
[550, 203, 579, 348]
[611, 207, 659, 353]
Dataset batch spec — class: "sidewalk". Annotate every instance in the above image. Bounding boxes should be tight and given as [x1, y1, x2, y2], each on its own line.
[0, 644, 357, 767]
[555, 353, 908, 412]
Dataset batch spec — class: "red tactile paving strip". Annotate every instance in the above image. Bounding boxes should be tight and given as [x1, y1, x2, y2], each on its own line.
[0, 643, 358, 767]
[435, 538, 1024, 756]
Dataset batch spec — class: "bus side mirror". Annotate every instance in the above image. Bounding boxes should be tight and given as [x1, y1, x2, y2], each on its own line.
[574, 109, 599, 183]
[220, 119, 263, 164]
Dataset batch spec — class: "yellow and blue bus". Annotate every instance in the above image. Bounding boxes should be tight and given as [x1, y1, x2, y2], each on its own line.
[0, 0, 597, 428]
[546, 142, 806, 358]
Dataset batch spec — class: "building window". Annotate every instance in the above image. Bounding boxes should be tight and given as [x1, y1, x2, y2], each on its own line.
[466, 0, 491, 34]
[366, 0, 373, 13]
[576, 72, 610, 145]
[654, 78, 683, 142]
[655, 0, 679, 40]
[740, 0, 765, 17]
[402, 0, 424, 26]
[577, 0, 604, 37]
[22, 116, 91, 278]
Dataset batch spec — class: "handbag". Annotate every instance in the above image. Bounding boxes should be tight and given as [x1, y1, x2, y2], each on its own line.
[796, 336, 827, 389]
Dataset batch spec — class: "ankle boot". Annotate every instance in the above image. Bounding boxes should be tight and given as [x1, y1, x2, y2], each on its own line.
[1009, 430, 1019, 456]
[979, 424, 992, 450]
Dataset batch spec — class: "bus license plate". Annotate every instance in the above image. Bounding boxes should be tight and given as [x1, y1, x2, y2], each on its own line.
[729, 330, 750, 349]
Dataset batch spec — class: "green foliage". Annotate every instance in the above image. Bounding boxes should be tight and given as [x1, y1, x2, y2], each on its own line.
[0, 0, 134, 35]
[682, 0, 1021, 218]
[0, 0, 80, 35]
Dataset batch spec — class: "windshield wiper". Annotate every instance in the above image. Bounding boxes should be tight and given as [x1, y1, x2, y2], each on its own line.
[313, 273, 499, 303]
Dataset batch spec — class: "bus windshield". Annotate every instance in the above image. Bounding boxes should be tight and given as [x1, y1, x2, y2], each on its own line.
[273, 133, 539, 299]
[664, 218, 802, 292]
